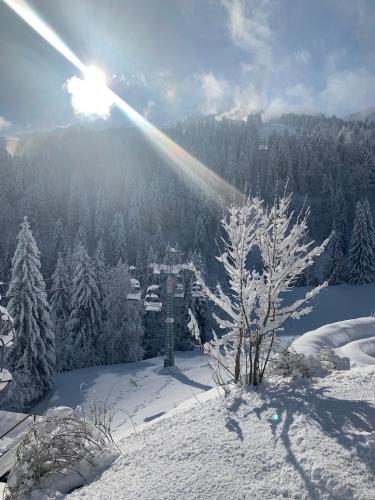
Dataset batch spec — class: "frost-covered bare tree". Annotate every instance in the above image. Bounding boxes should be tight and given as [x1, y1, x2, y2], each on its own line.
[197, 194, 329, 386]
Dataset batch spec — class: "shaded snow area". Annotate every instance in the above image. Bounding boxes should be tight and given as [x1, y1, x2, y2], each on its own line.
[35, 351, 213, 440]
[281, 283, 375, 340]
[294, 317, 375, 367]
[65, 366, 375, 500]
[0, 412, 34, 455]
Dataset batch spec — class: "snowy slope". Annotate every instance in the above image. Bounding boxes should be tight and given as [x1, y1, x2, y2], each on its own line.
[35, 351, 213, 439]
[65, 366, 375, 500]
[293, 317, 375, 367]
[282, 283, 375, 340]
[34, 284, 375, 435]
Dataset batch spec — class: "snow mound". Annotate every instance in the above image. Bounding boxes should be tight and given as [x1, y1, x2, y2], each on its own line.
[293, 317, 375, 367]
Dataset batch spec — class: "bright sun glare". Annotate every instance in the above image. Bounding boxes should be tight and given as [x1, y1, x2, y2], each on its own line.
[66, 66, 115, 119]
[84, 66, 107, 88]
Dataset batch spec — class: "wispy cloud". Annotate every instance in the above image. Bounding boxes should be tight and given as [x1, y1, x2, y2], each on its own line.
[0, 116, 11, 130]
[317, 68, 375, 116]
[223, 0, 272, 73]
[143, 100, 156, 119]
[198, 73, 229, 113]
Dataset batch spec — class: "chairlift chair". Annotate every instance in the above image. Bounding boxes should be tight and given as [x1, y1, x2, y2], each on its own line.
[174, 275, 185, 299]
[191, 281, 204, 298]
[144, 285, 162, 312]
[126, 278, 142, 301]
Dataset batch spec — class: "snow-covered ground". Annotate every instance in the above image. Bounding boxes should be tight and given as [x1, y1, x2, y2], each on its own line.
[10, 284, 372, 498]
[64, 365, 375, 500]
[35, 351, 213, 439]
[294, 317, 375, 367]
[282, 283, 375, 340]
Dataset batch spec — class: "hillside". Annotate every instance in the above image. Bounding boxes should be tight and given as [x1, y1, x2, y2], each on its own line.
[64, 365, 375, 500]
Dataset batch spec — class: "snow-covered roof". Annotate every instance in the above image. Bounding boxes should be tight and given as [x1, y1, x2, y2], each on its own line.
[130, 278, 140, 287]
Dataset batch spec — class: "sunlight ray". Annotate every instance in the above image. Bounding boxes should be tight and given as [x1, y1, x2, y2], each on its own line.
[2, 0, 241, 204]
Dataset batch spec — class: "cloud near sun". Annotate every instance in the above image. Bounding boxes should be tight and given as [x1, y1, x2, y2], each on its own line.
[66, 67, 115, 119]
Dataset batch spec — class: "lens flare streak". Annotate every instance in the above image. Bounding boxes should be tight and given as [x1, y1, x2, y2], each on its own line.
[3, 0, 241, 204]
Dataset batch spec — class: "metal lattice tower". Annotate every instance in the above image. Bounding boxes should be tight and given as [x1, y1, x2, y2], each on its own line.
[163, 246, 182, 368]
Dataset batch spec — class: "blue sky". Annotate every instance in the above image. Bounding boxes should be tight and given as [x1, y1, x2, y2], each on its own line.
[0, 0, 375, 132]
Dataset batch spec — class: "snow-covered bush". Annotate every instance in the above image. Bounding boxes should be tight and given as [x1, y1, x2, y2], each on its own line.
[319, 346, 350, 370]
[269, 348, 327, 380]
[5, 409, 118, 499]
[196, 194, 329, 386]
[269, 346, 350, 380]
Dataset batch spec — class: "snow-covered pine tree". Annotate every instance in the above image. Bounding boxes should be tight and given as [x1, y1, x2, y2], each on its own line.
[153, 225, 165, 261]
[53, 218, 66, 259]
[320, 174, 335, 239]
[110, 212, 127, 265]
[5, 217, 55, 408]
[93, 239, 108, 300]
[193, 208, 208, 254]
[347, 200, 375, 284]
[328, 223, 346, 284]
[78, 191, 91, 243]
[50, 253, 70, 371]
[74, 224, 88, 250]
[66, 242, 102, 368]
[333, 187, 348, 254]
[104, 262, 143, 363]
[147, 245, 158, 265]
[363, 198, 375, 251]
[93, 239, 108, 361]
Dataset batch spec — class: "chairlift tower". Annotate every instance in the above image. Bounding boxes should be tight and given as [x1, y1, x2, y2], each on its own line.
[163, 246, 182, 368]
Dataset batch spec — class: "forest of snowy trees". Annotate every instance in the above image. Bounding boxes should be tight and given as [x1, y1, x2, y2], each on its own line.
[1, 111, 375, 407]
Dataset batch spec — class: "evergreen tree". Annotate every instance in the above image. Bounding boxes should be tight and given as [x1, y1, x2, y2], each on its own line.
[5, 217, 55, 408]
[153, 225, 164, 261]
[50, 253, 70, 371]
[53, 218, 66, 259]
[194, 208, 208, 253]
[104, 262, 144, 363]
[74, 224, 88, 250]
[363, 198, 375, 250]
[110, 212, 127, 264]
[347, 201, 375, 284]
[320, 174, 335, 238]
[93, 239, 108, 299]
[147, 245, 158, 265]
[93, 239, 108, 358]
[66, 243, 102, 368]
[332, 187, 348, 254]
[328, 224, 346, 285]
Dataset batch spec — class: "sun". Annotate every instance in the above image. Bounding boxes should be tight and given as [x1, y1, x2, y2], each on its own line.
[66, 66, 114, 119]
[83, 66, 107, 89]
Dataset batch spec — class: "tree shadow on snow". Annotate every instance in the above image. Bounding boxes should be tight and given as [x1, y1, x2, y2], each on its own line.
[239, 383, 375, 498]
[165, 368, 212, 392]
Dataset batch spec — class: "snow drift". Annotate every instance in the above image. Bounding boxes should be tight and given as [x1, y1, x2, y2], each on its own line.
[293, 317, 375, 367]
